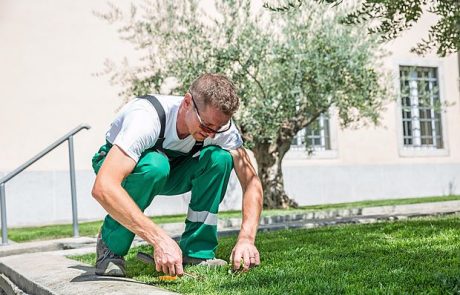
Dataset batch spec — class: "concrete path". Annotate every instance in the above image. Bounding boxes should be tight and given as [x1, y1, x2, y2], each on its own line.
[0, 200, 459, 294]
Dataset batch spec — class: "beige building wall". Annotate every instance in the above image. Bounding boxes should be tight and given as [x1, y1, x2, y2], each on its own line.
[0, 0, 132, 172]
[0, 1, 458, 226]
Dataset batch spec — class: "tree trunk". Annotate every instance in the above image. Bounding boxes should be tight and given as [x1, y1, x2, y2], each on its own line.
[253, 140, 298, 209]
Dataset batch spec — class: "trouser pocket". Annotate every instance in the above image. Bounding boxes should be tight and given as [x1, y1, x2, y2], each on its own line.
[92, 142, 112, 174]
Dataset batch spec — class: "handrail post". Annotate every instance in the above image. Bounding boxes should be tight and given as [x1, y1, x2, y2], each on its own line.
[0, 183, 8, 245]
[0, 124, 89, 245]
[68, 136, 79, 238]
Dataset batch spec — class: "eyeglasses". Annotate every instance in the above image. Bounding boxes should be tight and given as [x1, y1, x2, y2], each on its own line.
[190, 93, 232, 134]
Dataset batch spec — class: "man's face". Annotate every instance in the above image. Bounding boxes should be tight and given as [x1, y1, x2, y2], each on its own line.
[186, 93, 232, 141]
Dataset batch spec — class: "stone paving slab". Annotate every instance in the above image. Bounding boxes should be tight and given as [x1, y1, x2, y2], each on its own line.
[0, 253, 177, 295]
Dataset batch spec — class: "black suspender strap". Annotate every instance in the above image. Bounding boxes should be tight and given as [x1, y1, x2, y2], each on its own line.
[189, 141, 204, 156]
[139, 94, 204, 156]
[139, 95, 166, 150]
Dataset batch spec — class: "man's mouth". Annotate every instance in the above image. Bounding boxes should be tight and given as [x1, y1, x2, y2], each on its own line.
[193, 132, 207, 140]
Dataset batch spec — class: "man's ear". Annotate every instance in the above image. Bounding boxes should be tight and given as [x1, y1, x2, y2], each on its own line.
[184, 93, 192, 108]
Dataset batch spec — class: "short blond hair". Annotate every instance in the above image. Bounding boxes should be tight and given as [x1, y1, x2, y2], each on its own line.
[189, 73, 240, 116]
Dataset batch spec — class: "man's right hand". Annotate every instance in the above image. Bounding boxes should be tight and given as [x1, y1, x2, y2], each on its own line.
[153, 234, 184, 276]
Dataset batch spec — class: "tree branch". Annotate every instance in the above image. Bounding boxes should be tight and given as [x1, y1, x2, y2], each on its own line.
[234, 58, 267, 100]
[293, 101, 333, 132]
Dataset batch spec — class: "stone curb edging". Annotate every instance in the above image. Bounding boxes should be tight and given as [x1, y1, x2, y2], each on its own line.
[0, 273, 27, 295]
[215, 211, 460, 239]
[219, 200, 460, 228]
[0, 260, 52, 295]
[217, 208, 362, 229]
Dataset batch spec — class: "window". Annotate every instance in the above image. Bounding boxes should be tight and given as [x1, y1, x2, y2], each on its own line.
[292, 113, 330, 151]
[399, 66, 443, 149]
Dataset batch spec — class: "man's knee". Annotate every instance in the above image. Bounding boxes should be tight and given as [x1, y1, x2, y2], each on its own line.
[135, 151, 170, 182]
[199, 145, 233, 172]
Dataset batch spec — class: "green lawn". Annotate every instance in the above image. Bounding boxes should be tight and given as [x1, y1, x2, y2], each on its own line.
[8, 194, 460, 243]
[71, 214, 460, 294]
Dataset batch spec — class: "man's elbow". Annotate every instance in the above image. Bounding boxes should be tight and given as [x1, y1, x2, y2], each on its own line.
[91, 178, 112, 203]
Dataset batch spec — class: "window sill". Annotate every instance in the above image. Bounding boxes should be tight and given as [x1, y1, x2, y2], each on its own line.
[286, 148, 338, 160]
[399, 147, 449, 157]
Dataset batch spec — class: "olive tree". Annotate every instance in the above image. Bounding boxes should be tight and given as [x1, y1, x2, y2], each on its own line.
[96, 0, 388, 208]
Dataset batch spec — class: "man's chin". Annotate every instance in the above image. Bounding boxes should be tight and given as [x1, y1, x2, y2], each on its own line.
[192, 133, 207, 141]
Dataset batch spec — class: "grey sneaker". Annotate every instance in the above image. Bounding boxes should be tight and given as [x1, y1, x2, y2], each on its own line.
[183, 256, 228, 267]
[95, 234, 126, 277]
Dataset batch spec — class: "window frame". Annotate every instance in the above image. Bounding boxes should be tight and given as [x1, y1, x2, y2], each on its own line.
[394, 60, 449, 157]
[287, 110, 338, 160]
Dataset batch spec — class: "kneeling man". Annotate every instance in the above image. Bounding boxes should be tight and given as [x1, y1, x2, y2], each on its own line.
[91, 73, 263, 277]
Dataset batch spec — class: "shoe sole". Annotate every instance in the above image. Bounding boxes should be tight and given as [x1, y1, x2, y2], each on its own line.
[95, 261, 126, 277]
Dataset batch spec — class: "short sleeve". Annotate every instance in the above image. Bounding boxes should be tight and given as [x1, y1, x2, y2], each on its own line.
[111, 108, 160, 162]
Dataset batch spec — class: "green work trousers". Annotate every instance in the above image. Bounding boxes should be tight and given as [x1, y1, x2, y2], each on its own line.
[92, 142, 233, 259]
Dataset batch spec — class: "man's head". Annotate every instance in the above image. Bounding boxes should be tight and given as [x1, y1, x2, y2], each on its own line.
[182, 73, 240, 141]
[189, 73, 240, 116]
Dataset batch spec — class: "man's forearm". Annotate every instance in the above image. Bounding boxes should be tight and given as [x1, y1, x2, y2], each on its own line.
[238, 178, 263, 243]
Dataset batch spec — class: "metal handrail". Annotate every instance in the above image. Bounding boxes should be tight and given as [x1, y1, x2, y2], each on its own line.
[0, 124, 91, 245]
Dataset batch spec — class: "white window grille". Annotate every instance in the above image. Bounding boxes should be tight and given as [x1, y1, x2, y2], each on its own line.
[399, 66, 443, 149]
[292, 113, 330, 151]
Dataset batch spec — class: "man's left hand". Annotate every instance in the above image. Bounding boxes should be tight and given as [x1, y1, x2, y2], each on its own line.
[230, 239, 260, 271]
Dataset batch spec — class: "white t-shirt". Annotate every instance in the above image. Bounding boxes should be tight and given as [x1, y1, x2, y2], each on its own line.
[105, 95, 243, 163]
